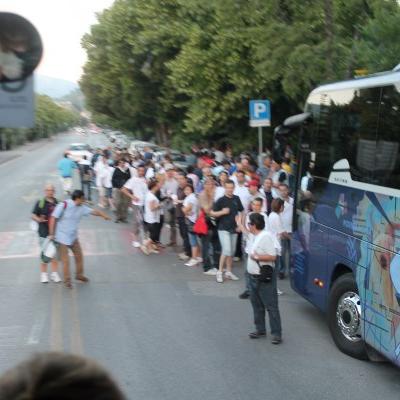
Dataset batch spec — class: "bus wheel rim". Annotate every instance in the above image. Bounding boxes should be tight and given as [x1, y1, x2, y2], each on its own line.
[336, 291, 362, 342]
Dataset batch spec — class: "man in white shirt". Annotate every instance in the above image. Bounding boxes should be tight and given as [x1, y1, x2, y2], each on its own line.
[162, 164, 179, 246]
[278, 183, 293, 279]
[233, 170, 251, 261]
[121, 166, 148, 247]
[246, 213, 282, 344]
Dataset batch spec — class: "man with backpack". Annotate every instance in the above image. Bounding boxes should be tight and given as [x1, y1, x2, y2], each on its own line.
[31, 184, 62, 284]
[48, 190, 111, 289]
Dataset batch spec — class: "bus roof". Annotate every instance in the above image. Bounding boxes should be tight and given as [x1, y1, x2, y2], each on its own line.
[310, 70, 400, 95]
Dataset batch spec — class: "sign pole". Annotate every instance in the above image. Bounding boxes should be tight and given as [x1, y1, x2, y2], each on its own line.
[258, 126, 263, 166]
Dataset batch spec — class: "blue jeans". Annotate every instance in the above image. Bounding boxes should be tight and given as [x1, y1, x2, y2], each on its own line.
[248, 271, 282, 337]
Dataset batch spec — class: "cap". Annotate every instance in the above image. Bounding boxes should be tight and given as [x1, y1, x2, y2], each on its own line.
[248, 179, 259, 187]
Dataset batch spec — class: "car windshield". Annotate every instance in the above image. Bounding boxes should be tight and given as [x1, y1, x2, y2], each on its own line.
[69, 144, 89, 151]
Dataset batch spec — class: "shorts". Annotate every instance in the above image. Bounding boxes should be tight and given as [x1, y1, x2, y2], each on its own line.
[105, 187, 113, 199]
[218, 230, 238, 257]
[186, 220, 199, 247]
[61, 177, 72, 193]
[146, 222, 159, 242]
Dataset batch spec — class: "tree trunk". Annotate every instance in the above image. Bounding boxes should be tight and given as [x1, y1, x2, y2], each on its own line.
[324, 0, 334, 80]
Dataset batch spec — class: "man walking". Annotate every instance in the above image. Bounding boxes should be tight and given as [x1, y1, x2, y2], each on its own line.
[57, 153, 77, 196]
[31, 184, 62, 284]
[49, 190, 110, 289]
[176, 172, 191, 261]
[246, 213, 282, 344]
[121, 165, 148, 248]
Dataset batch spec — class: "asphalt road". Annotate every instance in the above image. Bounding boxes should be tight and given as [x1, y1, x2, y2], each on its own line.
[0, 132, 398, 399]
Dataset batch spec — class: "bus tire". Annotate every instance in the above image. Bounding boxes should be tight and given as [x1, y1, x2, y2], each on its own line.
[327, 273, 368, 360]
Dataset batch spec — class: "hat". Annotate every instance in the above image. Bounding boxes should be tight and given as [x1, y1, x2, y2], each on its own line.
[248, 179, 259, 187]
[165, 163, 175, 171]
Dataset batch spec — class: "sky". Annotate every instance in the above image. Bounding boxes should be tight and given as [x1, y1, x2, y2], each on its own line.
[2, 0, 115, 82]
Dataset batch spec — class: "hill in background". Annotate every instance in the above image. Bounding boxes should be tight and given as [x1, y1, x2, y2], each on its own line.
[34, 74, 79, 99]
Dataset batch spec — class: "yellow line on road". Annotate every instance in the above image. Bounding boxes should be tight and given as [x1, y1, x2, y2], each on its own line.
[50, 285, 63, 351]
[70, 288, 84, 355]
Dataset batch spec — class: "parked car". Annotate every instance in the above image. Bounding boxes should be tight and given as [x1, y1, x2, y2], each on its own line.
[67, 143, 93, 162]
[155, 149, 189, 170]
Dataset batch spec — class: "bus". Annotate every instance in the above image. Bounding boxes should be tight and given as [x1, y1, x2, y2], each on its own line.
[280, 68, 400, 366]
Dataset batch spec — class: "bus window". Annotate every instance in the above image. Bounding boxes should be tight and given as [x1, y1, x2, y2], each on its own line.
[376, 85, 400, 189]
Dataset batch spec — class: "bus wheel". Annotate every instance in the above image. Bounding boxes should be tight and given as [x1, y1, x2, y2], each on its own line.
[327, 273, 368, 360]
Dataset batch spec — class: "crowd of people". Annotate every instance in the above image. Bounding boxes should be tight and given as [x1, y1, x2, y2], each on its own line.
[33, 142, 297, 344]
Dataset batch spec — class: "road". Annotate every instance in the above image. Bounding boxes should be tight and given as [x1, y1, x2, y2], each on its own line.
[0, 132, 398, 399]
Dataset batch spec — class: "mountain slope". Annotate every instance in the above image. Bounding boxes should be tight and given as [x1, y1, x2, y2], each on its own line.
[34, 74, 78, 98]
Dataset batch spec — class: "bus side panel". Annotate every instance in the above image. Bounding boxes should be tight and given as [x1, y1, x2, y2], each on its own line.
[291, 221, 328, 310]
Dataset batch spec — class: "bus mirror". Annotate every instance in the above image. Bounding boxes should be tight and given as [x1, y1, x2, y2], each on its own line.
[283, 112, 312, 129]
[274, 125, 291, 136]
[0, 12, 43, 83]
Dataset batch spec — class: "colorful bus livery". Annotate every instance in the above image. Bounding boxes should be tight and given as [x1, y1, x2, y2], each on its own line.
[287, 69, 400, 366]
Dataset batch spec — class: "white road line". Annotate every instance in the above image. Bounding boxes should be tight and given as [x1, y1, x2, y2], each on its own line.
[27, 315, 46, 345]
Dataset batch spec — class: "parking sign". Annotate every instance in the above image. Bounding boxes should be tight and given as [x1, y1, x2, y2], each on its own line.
[249, 100, 271, 127]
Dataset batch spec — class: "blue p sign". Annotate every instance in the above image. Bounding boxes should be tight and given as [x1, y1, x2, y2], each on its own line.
[249, 100, 271, 127]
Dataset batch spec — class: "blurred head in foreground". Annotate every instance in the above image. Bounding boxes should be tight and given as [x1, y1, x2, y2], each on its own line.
[0, 352, 125, 400]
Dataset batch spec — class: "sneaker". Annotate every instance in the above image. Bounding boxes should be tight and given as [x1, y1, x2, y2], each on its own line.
[271, 336, 282, 344]
[141, 245, 150, 255]
[225, 271, 239, 281]
[40, 272, 49, 283]
[196, 257, 203, 263]
[277, 288, 283, 296]
[50, 272, 62, 283]
[178, 253, 190, 261]
[233, 257, 241, 262]
[239, 291, 250, 299]
[131, 241, 141, 248]
[249, 331, 266, 339]
[185, 258, 198, 267]
[150, 248, 160, 254]
[216, 271, 223, 283]
[204, 268, 218, 276]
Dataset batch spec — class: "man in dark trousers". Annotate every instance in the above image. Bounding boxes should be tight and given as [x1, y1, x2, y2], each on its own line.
[111, 160, 131, 223]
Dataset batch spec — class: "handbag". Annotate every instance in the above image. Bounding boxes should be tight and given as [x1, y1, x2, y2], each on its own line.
[257, 262, 274, 283]
[193, 209, 209, 235]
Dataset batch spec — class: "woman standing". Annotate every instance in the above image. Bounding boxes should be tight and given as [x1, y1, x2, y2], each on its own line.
[141, 180, 162, 255]
[182, 184, 201, 267]
[198, 178, 220, 275]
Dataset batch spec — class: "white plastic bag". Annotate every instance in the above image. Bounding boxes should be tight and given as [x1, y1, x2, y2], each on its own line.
[30, 220, 39, 232]
[41, 238, 57, 259]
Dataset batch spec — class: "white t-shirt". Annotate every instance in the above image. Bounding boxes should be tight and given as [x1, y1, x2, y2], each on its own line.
[183, 193, 199, 223]
[268, 212, 284, 241]
[234, 184, 251, 212]
[162, 178, 179, 197]
[145, 167, 155, 180]
[280, 198, 294, 233]
[124, 176, 148, 206]
[144, 192, 160, 223]
[246, 230, 278, 275]
[244, 212, 270, 254]
[96, 165, 113, 188]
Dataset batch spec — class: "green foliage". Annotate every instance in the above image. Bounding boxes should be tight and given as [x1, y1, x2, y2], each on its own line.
[80, 0, 400, 149]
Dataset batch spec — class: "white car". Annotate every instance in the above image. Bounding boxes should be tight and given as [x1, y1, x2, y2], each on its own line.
[67, 143, 92, 162]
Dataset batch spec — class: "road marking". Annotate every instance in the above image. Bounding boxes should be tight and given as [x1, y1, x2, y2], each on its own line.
[50, 286, 63, 351]
[70, 289, 84, 355]
[27, 314, 46, 345]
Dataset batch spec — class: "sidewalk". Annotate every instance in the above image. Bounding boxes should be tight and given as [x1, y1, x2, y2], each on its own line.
[0, 138, 51, 166]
